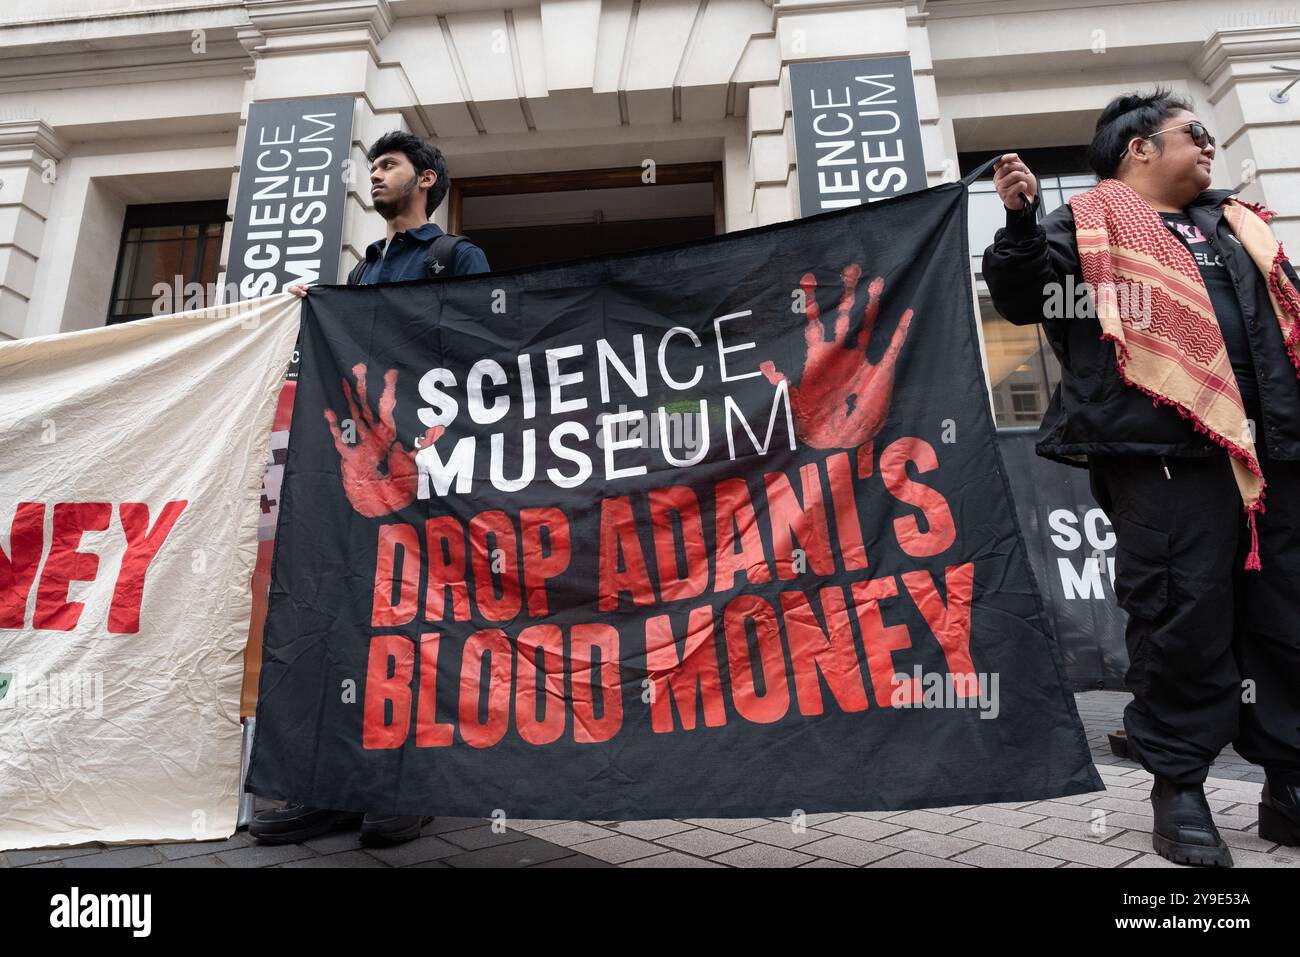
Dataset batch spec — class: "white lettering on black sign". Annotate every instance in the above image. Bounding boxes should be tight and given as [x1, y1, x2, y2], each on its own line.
[790, 57, 927, 216]
[228, 97, 354, 299]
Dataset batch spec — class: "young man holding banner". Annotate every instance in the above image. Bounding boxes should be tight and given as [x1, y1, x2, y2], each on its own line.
[288, 130, 489, 295]
[982, 89, 1300, 867]
[255, 131, 489, 847]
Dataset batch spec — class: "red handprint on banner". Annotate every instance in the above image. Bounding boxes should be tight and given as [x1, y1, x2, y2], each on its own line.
[760, 265, 913, 449]
[324, 363, 443, 517]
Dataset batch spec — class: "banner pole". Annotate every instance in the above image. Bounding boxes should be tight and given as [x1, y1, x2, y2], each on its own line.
[237, 717, 256, 828]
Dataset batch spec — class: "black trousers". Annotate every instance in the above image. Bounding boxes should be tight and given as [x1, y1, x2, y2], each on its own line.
[1089, 449, 1300, 785]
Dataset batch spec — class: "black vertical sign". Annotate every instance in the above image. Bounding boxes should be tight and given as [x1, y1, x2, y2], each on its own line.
[790, 56, 927, 216]
[227, 96, 355, 300]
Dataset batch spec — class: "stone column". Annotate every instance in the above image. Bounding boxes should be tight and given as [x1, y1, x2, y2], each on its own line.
[1196, 27, 1300, 250]
[0, 119, 67, 340]
[749, 0, 942, 225]
[227, 0, 400, 283]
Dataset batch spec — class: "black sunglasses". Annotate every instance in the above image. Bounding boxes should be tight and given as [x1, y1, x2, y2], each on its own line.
[1122, 120, 1215, 160]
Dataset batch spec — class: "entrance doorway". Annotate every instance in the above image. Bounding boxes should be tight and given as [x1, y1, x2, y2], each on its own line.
[448, 163, 724, 271]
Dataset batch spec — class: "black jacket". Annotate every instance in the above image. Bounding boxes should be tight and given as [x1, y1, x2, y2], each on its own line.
[982, 188, 1300, 466]
[346, 228, 488, 285]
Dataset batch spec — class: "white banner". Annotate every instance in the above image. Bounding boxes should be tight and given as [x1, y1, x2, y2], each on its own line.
[0, 294, 300, 851]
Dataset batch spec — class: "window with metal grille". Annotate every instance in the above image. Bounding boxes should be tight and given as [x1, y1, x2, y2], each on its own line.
[107, 200, 229, 324]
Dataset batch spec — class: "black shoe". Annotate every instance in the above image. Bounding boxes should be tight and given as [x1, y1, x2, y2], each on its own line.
[1108, 729, 1131, 759]
[360, 813, 435, 847]
[1149, 777, 1233, 867]
[1259, 769, 1300, 847]
[249, 803, 363, 845]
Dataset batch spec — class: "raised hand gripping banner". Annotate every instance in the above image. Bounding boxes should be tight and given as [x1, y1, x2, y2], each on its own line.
[246, 182, 1102, 819]
[0, 295, 300, 850]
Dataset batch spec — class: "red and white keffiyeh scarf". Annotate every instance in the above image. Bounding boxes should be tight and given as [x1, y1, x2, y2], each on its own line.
[1070, 178, 1300, 570]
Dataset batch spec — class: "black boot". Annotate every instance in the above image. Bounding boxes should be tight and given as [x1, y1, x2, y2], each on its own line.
[1149, 776, 1233, 867]
[1259, 769, 1300, 847]
[360, 813, 435, 847]
[249, 803, 363, 845]
[1108, 729, 1131, 759]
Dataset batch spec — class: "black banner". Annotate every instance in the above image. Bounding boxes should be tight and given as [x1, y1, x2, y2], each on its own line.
[245, 180, 1102, 819]
[998, 432, 1129, 690]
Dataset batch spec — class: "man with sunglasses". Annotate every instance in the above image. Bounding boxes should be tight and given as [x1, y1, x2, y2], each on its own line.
[983, 89, 1300, 867]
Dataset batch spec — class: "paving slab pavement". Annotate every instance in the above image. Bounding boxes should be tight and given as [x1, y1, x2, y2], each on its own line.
[3, 691, 1295, 869]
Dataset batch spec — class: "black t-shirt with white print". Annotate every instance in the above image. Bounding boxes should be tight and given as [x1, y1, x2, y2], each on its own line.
[1160, 212, 1261, 421]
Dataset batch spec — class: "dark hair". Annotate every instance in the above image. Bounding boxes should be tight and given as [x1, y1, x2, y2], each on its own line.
[1087, 88, 1194, 180]
[367, 131, 449, 217]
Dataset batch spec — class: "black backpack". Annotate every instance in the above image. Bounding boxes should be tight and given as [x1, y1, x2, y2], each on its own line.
[346, 233, 467, 285]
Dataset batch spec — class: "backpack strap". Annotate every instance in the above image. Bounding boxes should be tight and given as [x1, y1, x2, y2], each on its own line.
[424, 233, 466, 278]
[345, 258, 368, 286]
